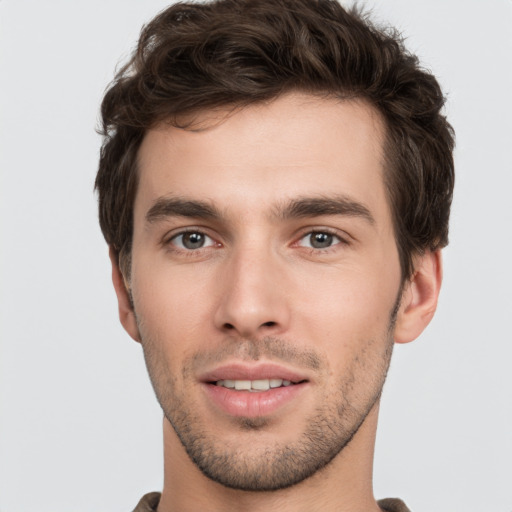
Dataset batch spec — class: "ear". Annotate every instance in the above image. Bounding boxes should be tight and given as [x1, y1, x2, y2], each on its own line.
[109, 246, 141, 343]
[394, 250, 443, 344]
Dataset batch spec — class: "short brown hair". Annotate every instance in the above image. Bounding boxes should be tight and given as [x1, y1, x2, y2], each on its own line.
[95, 0, 455, 280]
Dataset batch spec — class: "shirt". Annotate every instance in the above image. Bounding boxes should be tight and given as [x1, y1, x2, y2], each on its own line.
[132, 492, 411, 511]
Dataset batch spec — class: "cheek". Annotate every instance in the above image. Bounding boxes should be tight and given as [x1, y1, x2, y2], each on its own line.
[292, 263, 399, 354]
[131, 258, 215, 352]
[306, 265, 397, 314]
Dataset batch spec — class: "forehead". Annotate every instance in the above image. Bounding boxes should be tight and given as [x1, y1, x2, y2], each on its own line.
[135, 93, 389, 225]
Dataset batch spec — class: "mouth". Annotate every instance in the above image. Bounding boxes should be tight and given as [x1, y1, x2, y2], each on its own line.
[213, 378, 303, 392]
[201, 362, 309, 389]
[200, 363, 310, 418]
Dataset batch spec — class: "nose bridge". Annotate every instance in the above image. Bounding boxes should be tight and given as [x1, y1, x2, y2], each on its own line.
[214, 237, 289, 336]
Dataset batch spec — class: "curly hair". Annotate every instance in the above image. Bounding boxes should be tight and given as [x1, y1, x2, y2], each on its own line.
[95, 0, 455, 280]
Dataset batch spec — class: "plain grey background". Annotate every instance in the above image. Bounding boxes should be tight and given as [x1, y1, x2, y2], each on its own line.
[1, 1, 511, 511]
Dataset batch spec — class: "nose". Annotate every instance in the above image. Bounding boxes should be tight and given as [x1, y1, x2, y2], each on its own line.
[213, 245, 290, 338]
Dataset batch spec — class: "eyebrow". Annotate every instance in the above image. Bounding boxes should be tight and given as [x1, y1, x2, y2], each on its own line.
[145, 197, 221, 223]
[276, 195, 375, 225]
[145, 195, 375, 225]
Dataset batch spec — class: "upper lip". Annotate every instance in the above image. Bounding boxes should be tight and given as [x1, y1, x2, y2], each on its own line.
[199, 362, 310, 384]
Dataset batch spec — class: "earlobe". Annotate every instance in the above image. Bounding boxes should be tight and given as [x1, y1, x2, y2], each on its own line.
[394, 250, 443, 344]
[109, 247, 141, 343]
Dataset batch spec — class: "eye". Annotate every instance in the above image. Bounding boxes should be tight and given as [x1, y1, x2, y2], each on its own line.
[298, 231, 342, 250]
[170, 231, 216, 250]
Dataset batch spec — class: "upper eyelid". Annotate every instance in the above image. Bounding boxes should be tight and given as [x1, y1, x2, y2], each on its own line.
[171, 231, 215, 241]
[294, 226, 352, 243]
[296, 231, 347, 249]
[165, 230, 219, 253]
[161, 226, 353, 248]
[160, 221, 234, 245]
[163, 226, 216, 241]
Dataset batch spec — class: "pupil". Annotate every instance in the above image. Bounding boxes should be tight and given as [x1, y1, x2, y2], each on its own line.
[183, 232, 204, 249]
[311, 232, 332, 249]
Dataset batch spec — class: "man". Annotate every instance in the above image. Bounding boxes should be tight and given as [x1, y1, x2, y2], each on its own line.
[95, 0, 454, 510]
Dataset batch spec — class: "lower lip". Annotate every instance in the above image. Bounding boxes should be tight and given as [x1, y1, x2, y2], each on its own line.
[203, 382, 308, 418]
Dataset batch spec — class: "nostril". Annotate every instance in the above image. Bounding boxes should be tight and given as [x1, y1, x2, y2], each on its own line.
[220, 321, 278, 333]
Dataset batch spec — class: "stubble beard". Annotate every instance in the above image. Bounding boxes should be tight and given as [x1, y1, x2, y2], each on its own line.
[165, 371, 389, 492]
[138, 318, 396, 492]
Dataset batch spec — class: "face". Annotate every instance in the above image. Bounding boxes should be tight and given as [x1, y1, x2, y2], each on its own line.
[127, 94, 403, 490]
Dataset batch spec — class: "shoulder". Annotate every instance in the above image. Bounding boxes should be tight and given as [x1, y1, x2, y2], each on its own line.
[378, 497, 412, 512]
[132, 492, 161, 512]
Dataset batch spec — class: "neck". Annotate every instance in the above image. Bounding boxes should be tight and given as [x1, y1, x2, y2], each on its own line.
[157, 403, 383, 512]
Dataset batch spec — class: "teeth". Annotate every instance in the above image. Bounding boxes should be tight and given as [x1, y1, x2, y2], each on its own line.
[252, 379, 271, 390]
[216, 378, 294, 391]
[270, 379, 283, 388]
[234, 380, 251, 390]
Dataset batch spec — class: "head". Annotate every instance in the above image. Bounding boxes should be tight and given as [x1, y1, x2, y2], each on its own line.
[96, 0, 454, 284]
[95, 0, 454, 494]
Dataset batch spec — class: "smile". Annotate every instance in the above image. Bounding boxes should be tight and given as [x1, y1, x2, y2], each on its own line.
[200, 362, 310, 417]
[215, 378, 294, 391]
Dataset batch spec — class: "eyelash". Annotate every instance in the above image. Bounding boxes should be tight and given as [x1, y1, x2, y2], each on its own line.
[164, 228, 219, 256]
[163, 227, 350, 255]
[295, 228, 349, 253]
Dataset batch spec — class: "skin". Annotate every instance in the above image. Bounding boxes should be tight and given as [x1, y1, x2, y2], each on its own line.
[111, 93, 442, 512]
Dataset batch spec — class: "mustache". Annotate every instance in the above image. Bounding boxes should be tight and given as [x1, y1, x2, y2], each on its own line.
[185, 336, 324, 373]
